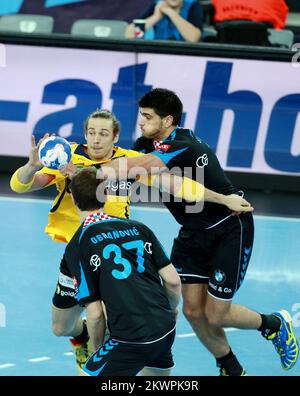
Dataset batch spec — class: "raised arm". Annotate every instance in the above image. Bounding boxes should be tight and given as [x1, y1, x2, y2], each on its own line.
[10, 134, 56, 193]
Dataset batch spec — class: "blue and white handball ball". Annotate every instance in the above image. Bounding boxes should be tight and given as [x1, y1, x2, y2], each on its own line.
[38, 136, 72, 170]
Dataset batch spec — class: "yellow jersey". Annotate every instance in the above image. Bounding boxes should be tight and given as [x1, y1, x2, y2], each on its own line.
[39, 144, 143, 243]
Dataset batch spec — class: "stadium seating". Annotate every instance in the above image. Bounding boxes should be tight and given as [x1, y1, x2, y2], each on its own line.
[70, 19, 128, 39]
[203, 19, 294, 48]
[0, 14, 54, 34]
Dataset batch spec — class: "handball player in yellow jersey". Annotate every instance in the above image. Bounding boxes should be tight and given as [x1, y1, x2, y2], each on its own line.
[10, 109, 145, 371]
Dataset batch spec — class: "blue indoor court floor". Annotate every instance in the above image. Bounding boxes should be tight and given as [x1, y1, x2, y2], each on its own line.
[0, 196, 300, 376]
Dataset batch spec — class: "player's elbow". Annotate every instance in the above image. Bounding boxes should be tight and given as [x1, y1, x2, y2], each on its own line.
[159, 264, 181, 287]
[9, 172, 27, 193]
[10, 180, 21, 193]
[167, 275, 181, 289]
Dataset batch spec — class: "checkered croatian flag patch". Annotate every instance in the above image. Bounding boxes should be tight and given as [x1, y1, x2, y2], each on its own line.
[153, 140, 163, 150]
[83, 212, 111, 228]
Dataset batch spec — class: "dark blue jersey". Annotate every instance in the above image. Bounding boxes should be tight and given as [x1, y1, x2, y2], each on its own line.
[133, 128, 238, 229]
[65, 215, 175, 343]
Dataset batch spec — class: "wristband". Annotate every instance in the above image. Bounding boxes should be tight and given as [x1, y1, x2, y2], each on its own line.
[10, 169, 35, 193]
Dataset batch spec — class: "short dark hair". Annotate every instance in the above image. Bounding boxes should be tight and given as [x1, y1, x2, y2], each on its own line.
[84, 109, 120, 136]
[138, 88, 183, 126]
[70, 167, 106, 211]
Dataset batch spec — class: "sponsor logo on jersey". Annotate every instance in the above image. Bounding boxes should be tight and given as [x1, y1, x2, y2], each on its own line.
[106, 180, 132, 192]
[196, 153, 208, 168]
[59, 272, 75, 289]
[157, 144, 171, 152]
[60, 290, 76, 298]
[144, 242, 152, 254]
[208, 281, 217, 291]
[90, 254, 101, 271]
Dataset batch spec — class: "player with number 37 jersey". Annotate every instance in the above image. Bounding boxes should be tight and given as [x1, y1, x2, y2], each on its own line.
[66, 216, 175, 343]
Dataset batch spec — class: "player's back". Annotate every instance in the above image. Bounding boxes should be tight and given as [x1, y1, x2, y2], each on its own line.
[68, 216, 176, 343]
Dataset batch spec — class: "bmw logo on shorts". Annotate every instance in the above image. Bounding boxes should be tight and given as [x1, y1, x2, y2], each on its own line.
[213, 269, 226, 285]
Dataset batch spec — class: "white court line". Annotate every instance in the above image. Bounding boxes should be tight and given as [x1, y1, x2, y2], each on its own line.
[0, 196, 53, 205]
[0, 196, 299, 222]
[0, 352, 76, 369]
[0, 363, 16, 369]
[28, 357, 51, 363]
[177, 328, 239, 338]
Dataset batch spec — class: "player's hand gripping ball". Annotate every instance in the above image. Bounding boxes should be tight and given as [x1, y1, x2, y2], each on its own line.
[38, 136, 72, 170]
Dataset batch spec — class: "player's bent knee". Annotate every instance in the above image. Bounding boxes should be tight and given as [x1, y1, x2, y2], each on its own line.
[182, 305, 205, 323]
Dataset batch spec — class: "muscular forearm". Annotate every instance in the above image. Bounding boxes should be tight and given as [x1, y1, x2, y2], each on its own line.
[140, 173, 205, 202]
[17, 162, 43, 184]
[204, 189, 254, 212]
[204, 188, 230, 205]
[163, 283, 181, 310]
[86, 311, 106, 352]
[10, 164, 55, 193]
[158, 175, 252, 210]
[10, 164, 40, 193]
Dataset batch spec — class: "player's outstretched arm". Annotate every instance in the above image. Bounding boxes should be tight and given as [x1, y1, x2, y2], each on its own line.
[204, 189, 254, 213]
[137, 173, 254, 214]
[140, 172, 254, 213]
[100, 155, 253, 212]
[10, 134, 55, 193]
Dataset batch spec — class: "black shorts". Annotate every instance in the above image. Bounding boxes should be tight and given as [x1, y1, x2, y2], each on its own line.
[170, 213, 254, 300]
[52, 255, 78, 309]
[82, 329, 176, 376]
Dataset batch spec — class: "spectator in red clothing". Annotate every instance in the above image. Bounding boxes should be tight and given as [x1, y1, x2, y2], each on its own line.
[211, 0, 288, 29]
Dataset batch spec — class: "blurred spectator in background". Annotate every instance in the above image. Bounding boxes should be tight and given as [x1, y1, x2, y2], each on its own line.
[209, 0, 289, 46]
[211, 0, 288, 29]
[126, 0, 203, 42]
